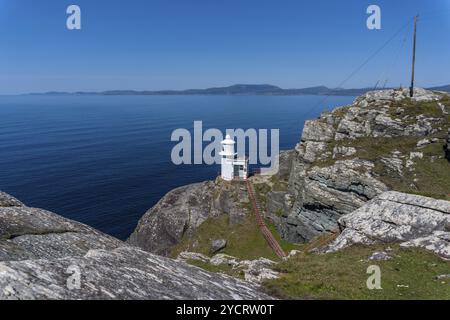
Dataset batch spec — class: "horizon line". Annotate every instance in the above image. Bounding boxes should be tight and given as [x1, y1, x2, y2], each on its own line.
[3, 82, 450, 96]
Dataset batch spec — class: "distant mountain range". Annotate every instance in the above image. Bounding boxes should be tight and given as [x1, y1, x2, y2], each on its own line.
[428, 84, 450, 92]
[29, 84, 450, 97]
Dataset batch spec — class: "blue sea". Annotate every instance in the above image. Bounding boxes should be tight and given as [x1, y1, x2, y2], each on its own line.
[0, 95, 355, 240]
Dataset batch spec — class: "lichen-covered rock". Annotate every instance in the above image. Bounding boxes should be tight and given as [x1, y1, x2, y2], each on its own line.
[240, 258, 279, 283]
[369, 251, 392, 261]
[0, 246, 271, 300]
[400, 231, 450, 260]
[356, 87, 440, 104]
[0, 192, 271, 300]
[301, 120, 335, 142]
[332, 146, 356, 159]
[177, 251, 211, 263]
[380, 151, 404, 176]
[323, 191, 450, 259]
[0, 206, 123, 262]
[178, 252, 279, 284]
[0, 192, 24, 208]
[209, 254, 240, 267]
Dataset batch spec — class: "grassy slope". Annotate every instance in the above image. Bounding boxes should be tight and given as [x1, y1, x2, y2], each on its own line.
[171, 212, 300, 261]
[264, 244, 450, 300]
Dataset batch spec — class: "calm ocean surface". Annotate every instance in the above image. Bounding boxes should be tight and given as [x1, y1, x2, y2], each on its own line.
[0, 95, 355, 240]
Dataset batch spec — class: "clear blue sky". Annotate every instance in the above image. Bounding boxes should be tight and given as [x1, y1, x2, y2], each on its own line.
[1, 0, 449, 94]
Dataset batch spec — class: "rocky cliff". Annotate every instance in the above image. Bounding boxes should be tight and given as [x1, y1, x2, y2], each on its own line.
[0, 192, 270, 299]
[128, 179, 251, 256]
[277, 88, 450, 243]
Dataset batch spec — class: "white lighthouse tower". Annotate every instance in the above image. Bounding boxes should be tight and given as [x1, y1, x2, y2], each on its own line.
[219, 134, 249, 181]
[219, 135, 236, 181]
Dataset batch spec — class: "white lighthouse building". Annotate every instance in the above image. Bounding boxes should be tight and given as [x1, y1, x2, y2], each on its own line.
[219, 135, 249, 181]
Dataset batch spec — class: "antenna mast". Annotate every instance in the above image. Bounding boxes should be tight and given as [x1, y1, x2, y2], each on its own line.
[409, 15, 418, 97]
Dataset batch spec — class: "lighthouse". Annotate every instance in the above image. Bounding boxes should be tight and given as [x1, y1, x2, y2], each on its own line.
[219, 135, 236, 181]
[219, 134, 248, 181]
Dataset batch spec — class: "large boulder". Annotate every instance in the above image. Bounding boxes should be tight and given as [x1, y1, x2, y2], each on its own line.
[323, 191, 450, 259]
[0, 191, 271, 300]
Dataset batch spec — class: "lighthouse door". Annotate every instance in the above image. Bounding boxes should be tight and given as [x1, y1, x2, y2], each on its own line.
[234, 164, 245, 179]
[233, 164, 239, 178]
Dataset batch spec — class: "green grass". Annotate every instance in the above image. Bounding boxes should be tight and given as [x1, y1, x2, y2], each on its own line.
[170, 190, 300, 261]
[274, 208, 284, 217]
[389, 97, 450, 123]
[382, 141, 450, 201]
[266, 220, 302, 253]
[171, 213, 283, 261]
[314, 130, 450, 200]
[263, 244, 450, 300]
[270, 175, 289, 192]
[253, 183, 271, 211]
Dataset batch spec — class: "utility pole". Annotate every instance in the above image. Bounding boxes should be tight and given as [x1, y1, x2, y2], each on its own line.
[410, 15, 418, 97]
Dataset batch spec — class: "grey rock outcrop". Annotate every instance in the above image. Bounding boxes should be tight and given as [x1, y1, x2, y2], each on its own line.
[400, 231, 450, 259]
[275, 88, 449, 243]
[0, 192, 24, 208]
[275, 150, 295, 179]
[0, 191, 271, 299]
[323, 191, 450, 259]
[0, 246, 271, 300]
[0, 205, 123, 262]
[211, 239, 227, 253]
[178, 252, 279, 283]
[368, 251, 392, 261]
[281, 157, 388, 242]
[128, 180, 249, 256]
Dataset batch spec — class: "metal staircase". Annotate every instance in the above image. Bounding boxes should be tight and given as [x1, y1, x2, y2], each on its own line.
[246, 180, 287, 259]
